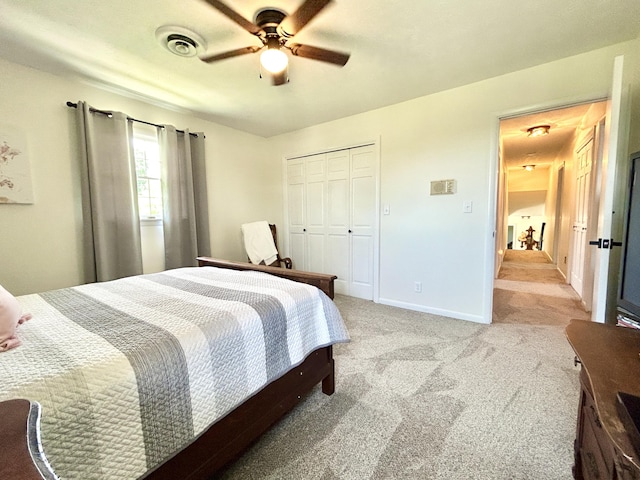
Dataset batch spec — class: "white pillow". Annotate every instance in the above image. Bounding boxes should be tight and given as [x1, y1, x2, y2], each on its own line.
[0, 284, 24, 352]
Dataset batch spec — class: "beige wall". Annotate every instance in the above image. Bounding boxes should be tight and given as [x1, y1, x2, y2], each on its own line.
[507, 167, 549, 253]
[1, 36, 639, 324]
[0, 58, 280, 295]
[268, 38, 640, 323]
[545, 140, 574, 276]
[508, 167, 550, 192]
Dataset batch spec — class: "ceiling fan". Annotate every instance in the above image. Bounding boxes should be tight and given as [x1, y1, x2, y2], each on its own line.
[199, 0, 350, 85]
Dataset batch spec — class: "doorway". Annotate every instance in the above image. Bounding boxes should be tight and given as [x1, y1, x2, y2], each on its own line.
[493, 100, 608, 324]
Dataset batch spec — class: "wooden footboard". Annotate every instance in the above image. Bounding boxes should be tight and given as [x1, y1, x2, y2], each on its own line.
[145, 346, 335, 480]
[197, 257, 337, 299]
[145, 258, 339, 479]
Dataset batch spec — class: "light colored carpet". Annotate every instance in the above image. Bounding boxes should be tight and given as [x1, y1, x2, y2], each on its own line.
[493, 250, 590, 325]
[219, 295, 579, 480]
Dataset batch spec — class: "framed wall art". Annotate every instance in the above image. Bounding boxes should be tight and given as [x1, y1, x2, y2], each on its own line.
[0, 128, 33, 204]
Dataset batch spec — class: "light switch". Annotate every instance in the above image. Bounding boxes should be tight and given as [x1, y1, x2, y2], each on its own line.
[383, 204, 390, 215]
[463, 201, 473, 213]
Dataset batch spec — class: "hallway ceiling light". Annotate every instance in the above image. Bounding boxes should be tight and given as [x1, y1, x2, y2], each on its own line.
[523, 165, 536, 171]
[527, 125, 550, 137]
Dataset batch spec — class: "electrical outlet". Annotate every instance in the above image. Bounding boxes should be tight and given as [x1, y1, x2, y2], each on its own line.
[414, 281, 422, 293]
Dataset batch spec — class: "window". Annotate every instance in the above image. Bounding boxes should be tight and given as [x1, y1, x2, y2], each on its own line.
[133, 129, 162, 220]
[133, 125, 165, 274]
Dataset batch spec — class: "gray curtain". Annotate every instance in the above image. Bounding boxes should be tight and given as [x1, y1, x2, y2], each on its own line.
[159, 126, 210, 269]
[76, 101, 143, 283]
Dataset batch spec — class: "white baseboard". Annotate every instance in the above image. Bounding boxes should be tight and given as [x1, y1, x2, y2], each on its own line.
[376, 297, 489, 324]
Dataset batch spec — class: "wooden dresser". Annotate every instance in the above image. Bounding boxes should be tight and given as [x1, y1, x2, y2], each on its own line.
[566, 319, 640, 480]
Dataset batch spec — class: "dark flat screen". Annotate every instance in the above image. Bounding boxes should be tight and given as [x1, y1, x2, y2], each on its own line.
[619, 154, 640, 317]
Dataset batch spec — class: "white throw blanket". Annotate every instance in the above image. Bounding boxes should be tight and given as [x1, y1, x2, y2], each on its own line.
[241, 221, 278, 266]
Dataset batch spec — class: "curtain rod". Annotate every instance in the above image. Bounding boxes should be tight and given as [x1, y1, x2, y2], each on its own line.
[66, 101, 202, 138]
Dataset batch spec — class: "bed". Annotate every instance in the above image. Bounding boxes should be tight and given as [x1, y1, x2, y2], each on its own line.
[0, 258, 348, 480]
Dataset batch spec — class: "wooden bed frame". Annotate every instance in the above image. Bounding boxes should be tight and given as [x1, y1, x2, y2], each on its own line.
[145, 258, 339, 479]
[1, 258, 339, 480]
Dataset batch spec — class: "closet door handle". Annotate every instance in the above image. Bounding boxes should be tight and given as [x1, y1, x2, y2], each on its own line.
[303, 228, 306, 232]
[348, 229, 352, 233]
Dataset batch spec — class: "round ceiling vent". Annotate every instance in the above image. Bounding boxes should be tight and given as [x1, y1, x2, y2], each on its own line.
[156, 26, 206, 57]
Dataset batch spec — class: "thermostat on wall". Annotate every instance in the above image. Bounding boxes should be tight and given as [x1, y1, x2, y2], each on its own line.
[430, 179, 456, 195]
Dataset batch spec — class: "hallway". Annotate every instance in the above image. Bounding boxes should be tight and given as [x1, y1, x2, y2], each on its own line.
[492, 250, 590, 325]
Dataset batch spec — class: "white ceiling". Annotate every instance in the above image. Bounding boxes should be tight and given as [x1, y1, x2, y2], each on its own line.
[0, 0, 639, 138]
[500, 101, 608, 170]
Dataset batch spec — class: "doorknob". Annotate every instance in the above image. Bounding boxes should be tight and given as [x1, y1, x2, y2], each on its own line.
[348, 229, 352, 233]
[589, 238, 623, 249]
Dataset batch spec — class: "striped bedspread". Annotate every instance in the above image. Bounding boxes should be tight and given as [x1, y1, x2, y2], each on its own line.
[0, 267, 349, 479]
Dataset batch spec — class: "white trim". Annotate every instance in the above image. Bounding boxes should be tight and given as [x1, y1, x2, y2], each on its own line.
[132, 122, 158, 139]
[378, 297, 488, 324]
[497, 97, 609, 122]
[593, 54, 628, 323]
[281, 154, 290, 257]
[140, 217, 163, 226]
[372, 136, 381, 303]
[284, 140, 376, 161]
[484, 115, 500, 323]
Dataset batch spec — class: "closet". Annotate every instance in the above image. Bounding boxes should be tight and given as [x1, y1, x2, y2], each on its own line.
[286, 144, 377, 300]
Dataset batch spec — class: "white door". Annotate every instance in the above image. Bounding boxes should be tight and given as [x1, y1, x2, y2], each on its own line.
[286, 144, 378, 300]
[591, 55, 629, 323]
[326, 150, 351, 294]
[570, 137, 594, 297]
[305, 154, 327, 274]
[349, 146, 376, 300]
[287, 159, 306, 270]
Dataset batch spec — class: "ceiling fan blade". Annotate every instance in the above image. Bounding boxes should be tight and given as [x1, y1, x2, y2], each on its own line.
[272, 70, 288, 86]
[278, 0, 332, 38]
[200, 45, 262, 63]
[201, 0, 262, 36]
[288, 43, 349, 66]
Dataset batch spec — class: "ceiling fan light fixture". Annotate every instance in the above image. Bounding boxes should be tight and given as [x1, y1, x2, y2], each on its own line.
[527, 125, 550, 137]
[260, 48, 288, 74]
[199, 2, 350, 85]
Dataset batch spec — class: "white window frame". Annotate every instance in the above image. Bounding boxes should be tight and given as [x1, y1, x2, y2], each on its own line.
[133, 124, 162, 223]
